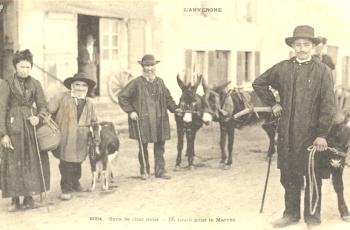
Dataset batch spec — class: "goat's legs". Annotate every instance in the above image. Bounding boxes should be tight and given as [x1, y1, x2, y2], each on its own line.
[332, 168, 350, 221]
[89, 171, 98, 192]
[101, 171, 109, 191]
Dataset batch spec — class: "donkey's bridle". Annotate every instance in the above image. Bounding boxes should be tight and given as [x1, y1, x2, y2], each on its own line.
[203, 89, 220, 118]
[178, 95, 201, 116]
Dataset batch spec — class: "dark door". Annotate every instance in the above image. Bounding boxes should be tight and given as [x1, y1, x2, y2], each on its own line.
[77, 15, 100, 95]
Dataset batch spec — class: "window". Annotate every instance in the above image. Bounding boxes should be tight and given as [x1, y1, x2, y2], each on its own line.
[100, 20, 119, 61]
[237, 51, 260, 86]
[208, 50, 229, 86]
[236, 0, 256, 24]
[342, 56, 350, 86]
[185, 50, 206, 84]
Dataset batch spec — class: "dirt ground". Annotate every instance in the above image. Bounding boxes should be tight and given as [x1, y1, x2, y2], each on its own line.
[1, 122, 350, 230]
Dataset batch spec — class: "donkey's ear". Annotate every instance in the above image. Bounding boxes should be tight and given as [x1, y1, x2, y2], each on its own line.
[177, 74, 186, 90]
[192, 75, 202, 92]
[214, 81, 231, 92]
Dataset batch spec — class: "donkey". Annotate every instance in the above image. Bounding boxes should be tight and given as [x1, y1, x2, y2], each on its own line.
[174, 75, 203, 171]
[202, 80, 277, 169]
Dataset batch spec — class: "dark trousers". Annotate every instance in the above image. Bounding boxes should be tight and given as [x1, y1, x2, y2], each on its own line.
[138, 141, 166, 176]
[59, 160, 82, 193]
[280, 169, 322, 224]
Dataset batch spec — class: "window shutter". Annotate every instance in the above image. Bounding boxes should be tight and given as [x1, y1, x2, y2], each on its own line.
[185, 49, 192, 83]
[255, 51, 260, 79]
[236, 51, 244, 86]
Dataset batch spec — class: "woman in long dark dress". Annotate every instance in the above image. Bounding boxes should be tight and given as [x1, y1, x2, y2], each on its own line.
[0, 49, 50, 212]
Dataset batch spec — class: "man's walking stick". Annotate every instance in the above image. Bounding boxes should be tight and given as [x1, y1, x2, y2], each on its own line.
[31, 109, 50, 212]
[132, 118, 148, 178]
[260, 118, 279, 213]
[259, 150, 273, 213]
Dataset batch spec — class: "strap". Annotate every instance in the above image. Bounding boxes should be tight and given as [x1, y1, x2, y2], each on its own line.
[39, 112, 60, 133]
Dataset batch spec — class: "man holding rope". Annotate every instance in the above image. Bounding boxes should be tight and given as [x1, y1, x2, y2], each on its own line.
[253, 25, 336, 228]
[119, 54, 180, 180]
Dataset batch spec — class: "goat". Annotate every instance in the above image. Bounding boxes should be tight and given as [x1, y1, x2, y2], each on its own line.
[88, 121, 120, 192]
[324, 115, 350, 222]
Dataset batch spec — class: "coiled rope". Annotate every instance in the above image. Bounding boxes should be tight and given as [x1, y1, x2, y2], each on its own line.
[306, 145, 348, 215]
[307, 145, 319, 215]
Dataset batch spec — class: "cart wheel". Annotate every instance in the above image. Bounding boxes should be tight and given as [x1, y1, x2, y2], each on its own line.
[108, 71, 133, 104]
[334, 85, 350, 115]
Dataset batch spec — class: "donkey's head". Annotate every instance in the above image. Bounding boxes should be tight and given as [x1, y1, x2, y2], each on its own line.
[202, 78, 232, 124]
[177, 74, 202, 123]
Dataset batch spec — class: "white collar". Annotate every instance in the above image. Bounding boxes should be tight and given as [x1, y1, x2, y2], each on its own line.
[296, 56, 312, 63]
[71, 91, 86, 99]
[142, 75, 156, 82]
[71, 91, 86, 105]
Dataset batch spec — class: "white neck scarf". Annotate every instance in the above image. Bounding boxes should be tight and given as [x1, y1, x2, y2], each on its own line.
[71, 91, 86, 105]
[296, 56, 312, 63]
[87, 45, 93, 61]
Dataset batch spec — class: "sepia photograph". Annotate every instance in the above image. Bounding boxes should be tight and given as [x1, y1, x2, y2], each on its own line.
[1, 0, 350, 229]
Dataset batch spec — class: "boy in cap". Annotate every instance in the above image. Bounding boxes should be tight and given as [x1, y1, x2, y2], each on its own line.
[253, 25, 336, 228]
[48, 72, 97, 200]
[118, 54, 180, 180]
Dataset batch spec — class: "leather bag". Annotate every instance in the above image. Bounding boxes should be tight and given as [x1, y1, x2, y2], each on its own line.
[36, 112, 61, 151]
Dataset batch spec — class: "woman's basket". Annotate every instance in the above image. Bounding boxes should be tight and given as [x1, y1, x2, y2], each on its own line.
[36, 112, 61, 151]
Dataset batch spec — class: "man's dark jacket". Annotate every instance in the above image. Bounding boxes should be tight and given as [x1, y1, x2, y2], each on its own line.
[118, 76, 178, 143]
[253, 57, 336, 177]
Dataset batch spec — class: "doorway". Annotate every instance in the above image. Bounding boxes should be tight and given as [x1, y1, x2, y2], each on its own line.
[77, 14, 100, 95]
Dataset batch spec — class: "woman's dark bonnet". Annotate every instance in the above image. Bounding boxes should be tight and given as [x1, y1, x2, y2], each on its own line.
[12, 49, 34, 68]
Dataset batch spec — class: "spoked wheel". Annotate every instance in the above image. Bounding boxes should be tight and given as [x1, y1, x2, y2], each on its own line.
[334, 85, 350, 115]
[108, 71, 133, 104]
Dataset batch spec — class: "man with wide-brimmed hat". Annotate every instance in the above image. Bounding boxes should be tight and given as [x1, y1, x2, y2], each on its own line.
[119, 54, 180, 180]
[48, 72, 97, 200]
[253, 25, 336, 228]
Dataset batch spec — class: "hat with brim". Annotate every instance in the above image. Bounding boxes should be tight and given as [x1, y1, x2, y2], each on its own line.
[63, 72, 96, 90]
[138, 54, 160, 66]
[285, 25, 321, 47]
